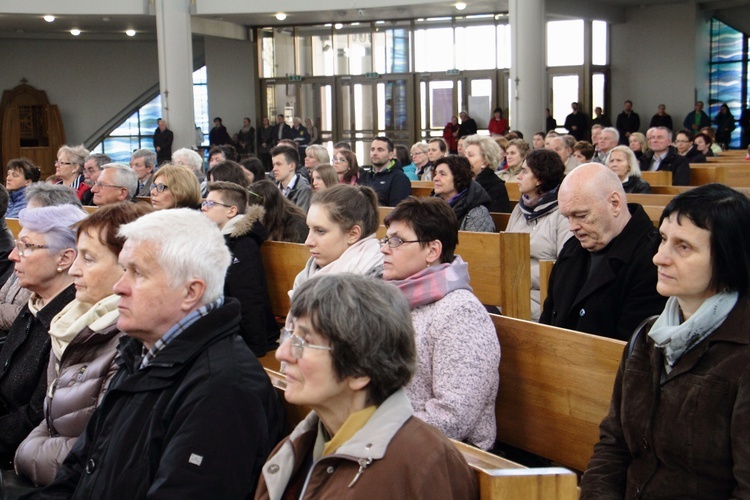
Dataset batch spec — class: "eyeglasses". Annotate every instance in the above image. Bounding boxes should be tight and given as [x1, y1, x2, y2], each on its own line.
[201, 200, 233, 210]
[93, 181, 124, 190]
[674, 139, 690, 144]
[280, 328, 332, 359]
[150, 183, 168, 193]
[410, 151, 425, 157]
[378, 236, 430, 248]
[15, 240, 49, 257]
[333, 157, 348, 164]
[56, 160, 75, 166]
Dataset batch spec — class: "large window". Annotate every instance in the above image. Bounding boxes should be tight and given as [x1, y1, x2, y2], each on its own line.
[709, 18, 747, 148]
[92, 67, 209, 163]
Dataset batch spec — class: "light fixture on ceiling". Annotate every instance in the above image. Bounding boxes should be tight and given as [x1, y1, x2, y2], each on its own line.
[125, 29, 136, 37]
[334, 23, 343, 30]
[43, 15, 55, 23]
[70, 29, 81, 36]
[455, 2, 467, 10]
[276, 13, 287, 21]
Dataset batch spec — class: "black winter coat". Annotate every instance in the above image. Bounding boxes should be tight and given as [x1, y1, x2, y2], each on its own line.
[0, 285, 76, 467]
[358, 162, 411, 208]
[540, 204, 667, 340]
[474, 168, 511, 213]
[38, 299, 286, 499]
[639, 146, 691, 186]
[223, 206, 279, 357]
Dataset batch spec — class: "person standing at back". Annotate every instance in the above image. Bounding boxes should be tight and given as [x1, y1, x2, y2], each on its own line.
[615, 100, 640, 145]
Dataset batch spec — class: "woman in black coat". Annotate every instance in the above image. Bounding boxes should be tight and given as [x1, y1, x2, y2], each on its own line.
[462, 134, 511, 213]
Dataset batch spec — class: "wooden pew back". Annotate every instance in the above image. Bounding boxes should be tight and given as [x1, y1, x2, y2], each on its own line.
[640, 170, 672, 186]
[690, 164, 750, 187]
[493, 314, 624, 473]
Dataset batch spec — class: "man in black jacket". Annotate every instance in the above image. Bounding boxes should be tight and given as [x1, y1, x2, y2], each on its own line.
[540, 163, 666, 341]
[358, 136, 411, 207]
[152, 119, 173, 165]
[615, 100, 640, 145]
[639, 127, 691, 186]
[41, 209, 285, 498]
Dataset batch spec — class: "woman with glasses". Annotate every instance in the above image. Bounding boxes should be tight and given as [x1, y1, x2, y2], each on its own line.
[674, 129, 705, 164]
[257, 274, 478, 499]
[13, 203, 151, 486]
[332, 149, 359, 186]
[202, 182, 277, 357]
[380, 197, 500, 450]
[409, 142, 430, 180]
[248, 180, 308, 243]
[287, 185, 382, 328]
[54, 145, 89, 201]
[149, 164, 202, 210]
[0, 205, 86, 468]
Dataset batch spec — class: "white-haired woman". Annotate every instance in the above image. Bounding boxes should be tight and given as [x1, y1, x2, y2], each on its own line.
[606, 145, 651, 194]
[54, 145, 89, 201]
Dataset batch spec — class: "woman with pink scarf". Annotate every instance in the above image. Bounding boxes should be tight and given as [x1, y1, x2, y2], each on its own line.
[381, 197, 501, 450]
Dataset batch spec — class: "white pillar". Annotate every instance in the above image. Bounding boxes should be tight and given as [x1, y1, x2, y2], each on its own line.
[155, 0, 196, 149]
[509, 0, 545, 138]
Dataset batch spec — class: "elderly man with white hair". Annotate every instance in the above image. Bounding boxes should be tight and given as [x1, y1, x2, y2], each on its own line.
[41, 209, 285, 498]
[90, 163, 139, 206]
[540, 163, 666, 340]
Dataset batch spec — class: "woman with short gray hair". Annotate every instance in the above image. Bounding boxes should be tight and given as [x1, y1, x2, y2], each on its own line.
[257, 273, 478, 499]
[54, 145, 89, 201]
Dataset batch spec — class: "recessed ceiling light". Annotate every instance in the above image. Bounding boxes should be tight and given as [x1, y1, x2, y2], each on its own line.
[275, 13, 287, 21]
[43, 15, 55, 23]
[334, 23, 343, 30]
[70, 29, 81, 36]
[126, 29, 136, 37]
[455, 2, 467, 10]
[102, 17, 111, 22]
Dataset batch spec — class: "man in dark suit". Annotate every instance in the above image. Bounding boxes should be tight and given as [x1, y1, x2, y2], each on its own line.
[615, 100, 640, 145]
[563, 102, 587, 141]
[639, 127, 691, 186]
[273, 114, 293, 146]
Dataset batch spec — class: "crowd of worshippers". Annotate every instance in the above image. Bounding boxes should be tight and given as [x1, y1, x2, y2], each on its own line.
[0, 108, 747, 497]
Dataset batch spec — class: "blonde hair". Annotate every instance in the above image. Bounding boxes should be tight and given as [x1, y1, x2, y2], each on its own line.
[152, 164, 202, 209]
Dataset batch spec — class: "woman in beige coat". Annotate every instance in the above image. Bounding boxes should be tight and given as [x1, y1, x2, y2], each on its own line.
[14, 202, 152, 486]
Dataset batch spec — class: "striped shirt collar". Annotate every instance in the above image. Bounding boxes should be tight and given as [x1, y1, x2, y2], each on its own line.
[139, 297, 224, 369]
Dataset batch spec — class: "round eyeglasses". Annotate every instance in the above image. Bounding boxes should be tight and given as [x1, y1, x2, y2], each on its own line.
[280, 328, 332, 359]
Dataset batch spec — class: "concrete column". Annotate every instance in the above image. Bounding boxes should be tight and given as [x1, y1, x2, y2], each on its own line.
[509, 0, 545, 138]
[155, 0, 196, 150]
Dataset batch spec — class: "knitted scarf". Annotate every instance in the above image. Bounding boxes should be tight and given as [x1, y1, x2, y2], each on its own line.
[389, 256, 472, 309]
[518, 186, 560, 222]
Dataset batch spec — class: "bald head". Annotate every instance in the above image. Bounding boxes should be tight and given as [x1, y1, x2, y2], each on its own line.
[558, 163, 631, 252]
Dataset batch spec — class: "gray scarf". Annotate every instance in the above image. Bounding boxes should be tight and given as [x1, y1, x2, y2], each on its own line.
[648, 291, 738, 373]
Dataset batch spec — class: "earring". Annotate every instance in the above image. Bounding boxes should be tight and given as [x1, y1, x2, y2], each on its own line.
[56, 267, 63, 273]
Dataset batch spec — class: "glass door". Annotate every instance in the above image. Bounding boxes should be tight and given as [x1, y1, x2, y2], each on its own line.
[262, 78, 335, 149]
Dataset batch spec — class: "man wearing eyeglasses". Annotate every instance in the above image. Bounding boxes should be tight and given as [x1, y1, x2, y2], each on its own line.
[80, 154, 111, 206]
[39, 209, 285, 498]
[91, 164, 138, 207]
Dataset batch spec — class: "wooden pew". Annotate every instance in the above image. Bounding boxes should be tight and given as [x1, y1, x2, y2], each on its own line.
[378, 206, 511, 232]
[640, 170, 672, 186]
[7, 218, 20, 238]
[689, 164, 750, 187]
[261, 232, 532, 321]
[538, 260, 554, 307]
[264, 366, 579, 499]
[493, 314, 624, 474]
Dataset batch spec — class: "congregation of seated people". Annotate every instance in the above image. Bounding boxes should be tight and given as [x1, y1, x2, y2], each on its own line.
[0, 107, 747, 498]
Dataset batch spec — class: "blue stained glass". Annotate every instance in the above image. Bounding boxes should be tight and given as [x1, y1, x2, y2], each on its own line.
[139, 96, 163, 136]
[709, 18, 747, 149]
[711, 20, 743, 62]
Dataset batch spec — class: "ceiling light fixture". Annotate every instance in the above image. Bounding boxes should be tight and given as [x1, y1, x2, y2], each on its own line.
[125, 29, 136, 37]
[43, 15, 55, 23]
[70, 29, 81, 36]
[455, 2, 467, 10]
[275, 13, 287, 21]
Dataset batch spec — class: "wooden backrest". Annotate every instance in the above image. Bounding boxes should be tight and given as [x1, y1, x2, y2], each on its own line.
[261, 232, 532, 320]
[690, 164, 750, 187]
[625, 193, 675, 206]
[7, 218, 20, 238]
[264, 367, 579, 499]
[505, 181, 521, 201]
[410, 185, 432, 198]
[538, 259, 555, 307]
[378, 206, 511, 232]
[493, 314, 624, 473]
[640, 170, 672, 186]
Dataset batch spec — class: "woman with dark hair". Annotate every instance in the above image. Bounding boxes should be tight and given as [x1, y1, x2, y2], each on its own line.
[674, 129, 706, 164]
[248, 180, 308, 243]
[257, 274, 478, 498]
[506, 149, 572, 320]
[208, 160, 250, 188]
[581, 184, 750, 499]
[489, 107, 508, 137]
[14, 202, 153, 486]
[694, 132, 715, 158]
[381, 197, 501, 450]
[240, 157, 267, 184]
[714, 103, 736, 150]
[6, 158, 40, 218]
[331, 149, 359, 185]
[432, 156, 496, 232]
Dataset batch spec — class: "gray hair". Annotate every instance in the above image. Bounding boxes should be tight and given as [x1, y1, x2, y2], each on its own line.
[462, 134, 504, 169]
[57, 144, 90, 173]
[290, 274, 416, 406]
[172, 148, 204, 174]
[608, 145, 642, 178]
[18, 204, 87, 252]
[101, 163, 139, 198]
[131, 149, 157, 168]
[85, 153, 112, 169]
[305, 145, 330, 165]
[601, 127, 620, 143]
[25, 183, 82, 208]
[118, 208, 230, 305]
[648, 126, 674, 141]
[410, 142, 429, 155]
